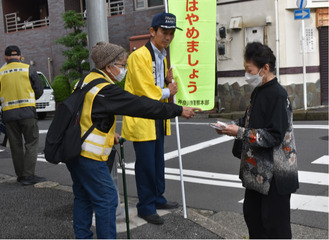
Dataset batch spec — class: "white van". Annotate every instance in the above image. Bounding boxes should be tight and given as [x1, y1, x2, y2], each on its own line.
[36, 71, 56, 119]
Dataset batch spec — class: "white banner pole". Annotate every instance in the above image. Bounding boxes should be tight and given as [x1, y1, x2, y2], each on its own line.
[174, 109, 187, 218]
[164, 0, 187, 219]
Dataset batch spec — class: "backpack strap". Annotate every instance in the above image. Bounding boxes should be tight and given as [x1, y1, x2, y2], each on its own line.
[80, 78, 108, 95]
[77, 78, 108, 144]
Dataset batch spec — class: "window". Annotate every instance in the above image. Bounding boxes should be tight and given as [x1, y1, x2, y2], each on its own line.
[135, 0, 163, 10]
[107, 0, 124, 16]
[3, 0, 49, 33]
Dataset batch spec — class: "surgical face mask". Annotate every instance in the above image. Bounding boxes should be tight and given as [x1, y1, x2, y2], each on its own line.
[111, 65, 127, 82]
[245, 68, 263, 88]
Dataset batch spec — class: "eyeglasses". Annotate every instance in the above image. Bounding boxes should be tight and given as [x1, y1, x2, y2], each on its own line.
[114, 63, 127, 69]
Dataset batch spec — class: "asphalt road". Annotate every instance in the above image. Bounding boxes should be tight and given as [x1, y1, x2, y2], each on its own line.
[0, 116, 328, 232]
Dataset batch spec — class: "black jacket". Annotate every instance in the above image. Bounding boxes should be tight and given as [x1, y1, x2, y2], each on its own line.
[236, 78, 299, 195]
[89, 70, 183, 133]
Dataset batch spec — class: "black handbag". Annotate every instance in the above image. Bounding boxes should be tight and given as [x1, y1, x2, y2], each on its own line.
[232, 139, 242, 159]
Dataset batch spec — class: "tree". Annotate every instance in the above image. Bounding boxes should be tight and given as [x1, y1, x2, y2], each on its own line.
[51, 75, 71, 102]
[56, 10, 90, 82]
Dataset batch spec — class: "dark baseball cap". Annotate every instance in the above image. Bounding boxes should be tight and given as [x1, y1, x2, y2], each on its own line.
[151, 13, 182, 31]
[5, 45, 21, 56]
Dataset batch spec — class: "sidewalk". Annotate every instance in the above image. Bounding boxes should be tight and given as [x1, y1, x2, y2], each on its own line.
[0, 173, 328, 239]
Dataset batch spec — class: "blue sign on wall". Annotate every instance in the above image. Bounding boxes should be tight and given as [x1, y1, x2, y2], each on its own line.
[294, 8, 310, 20]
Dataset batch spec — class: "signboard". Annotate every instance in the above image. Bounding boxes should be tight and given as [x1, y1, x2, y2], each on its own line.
[296, 0, 307, 8]
[294, 8, 311, 20]
[168, 0, 216, 111]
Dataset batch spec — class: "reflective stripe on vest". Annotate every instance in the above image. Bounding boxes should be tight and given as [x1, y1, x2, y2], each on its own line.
[81, 142, 112, 157]
[0, 97, 35, 108]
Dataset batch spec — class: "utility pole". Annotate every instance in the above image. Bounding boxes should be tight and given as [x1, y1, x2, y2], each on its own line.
[86, 0, 109, 68]
[85, 0, 123, 216]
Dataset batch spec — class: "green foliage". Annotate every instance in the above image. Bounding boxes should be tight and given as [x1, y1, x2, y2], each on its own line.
[70, 79, 80, 92]
[51, 75, 71, 102]
[56, 10, 90, 82]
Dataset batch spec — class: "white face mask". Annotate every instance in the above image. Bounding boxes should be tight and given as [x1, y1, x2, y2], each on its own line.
[245, 68, 263, 88]
[111, 65, 127, 82]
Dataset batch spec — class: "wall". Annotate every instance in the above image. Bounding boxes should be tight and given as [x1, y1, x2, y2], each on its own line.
[0, 0, 164, 82]
[0, 0, 67, 82]
[107, 1, 164, 50]
[216, 0, 327, 112]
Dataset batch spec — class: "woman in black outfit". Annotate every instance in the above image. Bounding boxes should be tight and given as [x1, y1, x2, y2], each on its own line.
[216, 42, 299, 239]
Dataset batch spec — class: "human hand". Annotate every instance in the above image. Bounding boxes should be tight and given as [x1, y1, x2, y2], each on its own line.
[114, 133, 121, 144]
[168, 82, 178, 96]
[221, 124, 239, 137]
[211, 121, 228, 135]
[181, 107, 202, 119]
[166, 67, 173, 83]
[215, 128, 224, 135]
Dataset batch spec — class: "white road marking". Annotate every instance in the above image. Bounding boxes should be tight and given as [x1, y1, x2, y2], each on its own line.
[290, 194, 329, 213]
[239, 194, 328, 213]
[35, 123, 328, 214]
[312, 155, 329, 165]
[292, 125, 329, 129]
[164, 135, 234, 161]
[121, 166, 329, 186]
[119, 168, 244, 189]
[298, 170, 328, 185]
[119, 167, 329, 213]
[37, 123, 329, 135]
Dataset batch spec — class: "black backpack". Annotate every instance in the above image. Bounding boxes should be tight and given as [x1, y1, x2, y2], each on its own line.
[44, 77, 107, 164]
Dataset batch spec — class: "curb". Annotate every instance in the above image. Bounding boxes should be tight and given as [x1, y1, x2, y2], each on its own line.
[196, 107, 328, 121]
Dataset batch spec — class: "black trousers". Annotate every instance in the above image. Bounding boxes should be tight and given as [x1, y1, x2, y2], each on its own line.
[6, 118, 39, 178]
[243, 179, 292, 239]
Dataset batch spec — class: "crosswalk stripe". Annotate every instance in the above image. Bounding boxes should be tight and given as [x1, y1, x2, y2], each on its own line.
[164, 135, 234, 161]
[118, 168, 329, 214]
[239, 194, 328, 213]
[290, 194, 328, 213]
[298, 170, 328, 185]
[312, 155, 329, 165]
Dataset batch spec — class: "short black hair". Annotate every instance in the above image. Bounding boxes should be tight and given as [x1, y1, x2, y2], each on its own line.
[152, 26, 159, 32]
[244, 42, 276, 73]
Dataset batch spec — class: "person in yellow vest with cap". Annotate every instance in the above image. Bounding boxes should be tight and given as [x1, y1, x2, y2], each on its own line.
[121, 12, 183, 225]
[0, 45, 45, 186]
[65, 41, 199, 239]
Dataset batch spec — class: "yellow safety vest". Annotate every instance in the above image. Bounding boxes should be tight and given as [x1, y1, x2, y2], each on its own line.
[121, 45, 171, 142]
[0, 62, 35, 111]
[79, 71, 115, 161]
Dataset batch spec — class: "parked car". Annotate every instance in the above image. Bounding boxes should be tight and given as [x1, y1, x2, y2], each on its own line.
[36, 71, 56, 119]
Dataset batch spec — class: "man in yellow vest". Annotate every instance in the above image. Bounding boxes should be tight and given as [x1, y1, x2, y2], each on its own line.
[65, 41, 199, 239]
[0, 45, 45, 185]
[121, 12, 184, 225]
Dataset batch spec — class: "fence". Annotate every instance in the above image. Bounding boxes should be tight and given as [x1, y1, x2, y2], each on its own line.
[5, 13, 49, 33]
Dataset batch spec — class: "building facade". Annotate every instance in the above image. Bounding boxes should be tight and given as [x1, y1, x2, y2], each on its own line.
[216, 0, 328, 111]
[0, 0, 165, 83]
[0, 0, 327, 111]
